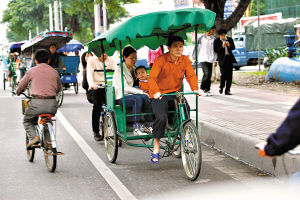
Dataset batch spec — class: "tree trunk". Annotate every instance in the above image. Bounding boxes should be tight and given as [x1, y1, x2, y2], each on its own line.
[202, 0, 251, 32]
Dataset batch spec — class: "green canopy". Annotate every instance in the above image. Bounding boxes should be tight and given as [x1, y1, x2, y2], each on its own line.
[88, 8, 216, 56]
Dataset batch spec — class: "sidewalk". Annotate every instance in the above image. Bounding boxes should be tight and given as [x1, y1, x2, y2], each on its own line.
[186, 81, 300, 178]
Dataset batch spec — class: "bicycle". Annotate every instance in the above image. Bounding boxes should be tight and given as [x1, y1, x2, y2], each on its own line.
[20, 92, 64, 172]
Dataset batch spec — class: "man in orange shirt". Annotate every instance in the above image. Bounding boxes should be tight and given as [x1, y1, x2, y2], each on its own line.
[148, 36, 202, 163]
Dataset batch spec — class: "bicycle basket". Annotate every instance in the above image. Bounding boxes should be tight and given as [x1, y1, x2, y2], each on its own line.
[22, 98, 30, 115]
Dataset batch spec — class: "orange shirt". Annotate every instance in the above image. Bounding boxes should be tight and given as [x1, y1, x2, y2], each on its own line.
[148, 53, 198, 98]
[139, 80, 149, 93]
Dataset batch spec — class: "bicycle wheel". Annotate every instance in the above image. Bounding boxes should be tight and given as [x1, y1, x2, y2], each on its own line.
[43, 124, 57, 172]
[56, 86, 64, 107]
[181, 121, 202, 181]
[74, 82, 78, 94]
[26, 133, 35, 162]
[104, 112, 118, 163]
[99, 112, 105, 141]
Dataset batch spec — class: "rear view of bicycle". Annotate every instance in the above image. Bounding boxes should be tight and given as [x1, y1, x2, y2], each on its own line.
[21, 93, 64, 172]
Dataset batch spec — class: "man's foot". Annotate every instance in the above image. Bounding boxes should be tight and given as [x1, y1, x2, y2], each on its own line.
[206, 91, 212, 96]
[151, 152, 159, 164]
[225, 91, 232, 95]
[27, 136, 40, 150]
[219, 88, 223, 94]
[93, 132, 102, 141]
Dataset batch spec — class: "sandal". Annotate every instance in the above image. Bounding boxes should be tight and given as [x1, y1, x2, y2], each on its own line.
[151, 153, 159, 164]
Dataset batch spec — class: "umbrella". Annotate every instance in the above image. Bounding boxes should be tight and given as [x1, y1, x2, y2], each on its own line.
[21, 31, 73, 52]
[57, 39, 84, 52]
[88, 8, 216, 57]
[9, 40, 28, 53]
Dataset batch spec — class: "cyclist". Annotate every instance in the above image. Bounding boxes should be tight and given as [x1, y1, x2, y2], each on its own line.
[87, 53, 116, 141]
[148, 36, 202, 163]
[15, 49, 62, 149]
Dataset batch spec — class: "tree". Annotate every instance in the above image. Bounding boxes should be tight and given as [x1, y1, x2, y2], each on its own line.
[201, 0, 252, 32]
[2, 0, 139, 43]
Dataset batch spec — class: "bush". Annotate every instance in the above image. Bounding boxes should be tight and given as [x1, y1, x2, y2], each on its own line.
[264, 48, 300, 66]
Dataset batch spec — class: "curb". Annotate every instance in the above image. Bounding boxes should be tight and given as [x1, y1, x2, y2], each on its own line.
[198, 120, 300, 179]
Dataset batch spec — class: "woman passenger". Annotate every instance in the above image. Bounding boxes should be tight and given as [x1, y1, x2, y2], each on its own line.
[113, 46, 154, 135]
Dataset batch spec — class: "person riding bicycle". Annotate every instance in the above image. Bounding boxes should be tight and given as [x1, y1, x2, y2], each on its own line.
[148, 36, 202, 164]
[87, 53, 116, 141]
[48, 43, 66, 72]
[15, 49, 62, 149]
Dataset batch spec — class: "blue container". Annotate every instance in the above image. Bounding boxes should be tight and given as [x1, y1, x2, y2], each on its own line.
[266, 57, 300, 83]
[61, 74, 77, 83]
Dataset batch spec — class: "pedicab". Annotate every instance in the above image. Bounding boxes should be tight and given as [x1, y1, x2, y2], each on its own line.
[88, 8, 216, 181]
[21, 31, 73, 106]
[57, 39, 84, 94]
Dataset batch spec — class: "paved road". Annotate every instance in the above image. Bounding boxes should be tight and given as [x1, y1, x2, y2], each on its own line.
[0, 81, 274, 199]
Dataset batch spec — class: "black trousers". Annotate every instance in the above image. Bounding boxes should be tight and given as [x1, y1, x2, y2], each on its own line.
[91, 88, 106, 134]
[220, 56, 233, 92]
[151, 95, 190, 139]
[200, 62, 213, 92]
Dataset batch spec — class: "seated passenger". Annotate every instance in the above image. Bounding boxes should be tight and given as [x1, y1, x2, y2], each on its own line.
[135, 65, 149, 94]
[113, 46, 154, 135]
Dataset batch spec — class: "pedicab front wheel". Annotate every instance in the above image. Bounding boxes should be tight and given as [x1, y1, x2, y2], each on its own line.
[181, 121, 202, 181]
[104, 112, 118, 163]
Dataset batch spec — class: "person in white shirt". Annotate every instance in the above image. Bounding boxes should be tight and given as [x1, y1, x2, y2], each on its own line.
[192, 25, 217, 96]
[87, 53, 116, 141]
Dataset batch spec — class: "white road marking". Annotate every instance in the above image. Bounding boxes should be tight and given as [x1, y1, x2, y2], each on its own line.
[56, 110, 137, 200]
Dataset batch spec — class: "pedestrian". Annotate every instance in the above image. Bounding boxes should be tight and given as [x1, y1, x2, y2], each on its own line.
[214, 29, 237, 95]
[113, 46, 154, 136]
[8, 52, 18, 86]
[15, 49, 62, 149]
[148, 36, 202, 164]
[87, 53, 116, 141]
[148, 46, 162, 68]
[192, 25, 217, 96]
[81, 51, 93, 104]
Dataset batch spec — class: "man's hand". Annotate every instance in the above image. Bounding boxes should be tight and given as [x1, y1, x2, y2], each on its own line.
[62, 68, 66, 72]
[194, 89, 202, 97]
[256, 142, 267, 152]
[154, 92, 162, 99]
[91, 85, 98, 90]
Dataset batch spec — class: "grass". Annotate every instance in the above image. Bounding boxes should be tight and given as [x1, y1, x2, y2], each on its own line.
[244, 71, 268, 76]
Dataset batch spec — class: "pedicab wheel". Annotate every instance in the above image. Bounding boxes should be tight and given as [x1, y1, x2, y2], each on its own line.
[56, 87, 64, 107]
[173, 135, 181, 158]
[99, 113, 105, 141]
[181, 121, 202, 181]
[74, 82, 78, 94]
[118, 139, 122, 147]
[104, 112, 118, 163]
[26, 133, 35, 162]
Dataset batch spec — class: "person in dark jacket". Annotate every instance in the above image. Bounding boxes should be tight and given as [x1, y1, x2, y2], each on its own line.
[256, 98, 300, 156]
[49, 43, 66, 72]
[214, 29, 237, 95]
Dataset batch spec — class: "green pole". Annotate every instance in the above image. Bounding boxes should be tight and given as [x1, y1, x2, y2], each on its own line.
[195, 26, 199, 130]
[119, 41, 127, 136]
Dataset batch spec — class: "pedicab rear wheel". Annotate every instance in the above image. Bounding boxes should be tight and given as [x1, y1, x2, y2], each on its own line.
[181, 121, 202, 181]
[104, 112, 118, 163]
[74, 82, 78, 94]
[26, 133, 35, 162]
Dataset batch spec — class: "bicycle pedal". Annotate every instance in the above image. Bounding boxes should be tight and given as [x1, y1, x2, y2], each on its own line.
[31, 144, 40, 148]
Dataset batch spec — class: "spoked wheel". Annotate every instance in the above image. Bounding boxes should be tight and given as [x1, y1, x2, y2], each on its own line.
[56, 85, 64, 107]
[172, 134, 181, 158]
[43, 125, 57, 172]
[74, 82, 78, 94]
[104, 112, 118, 163]
[98, 112, 105, 141]
[26, 133, 35, 162]
[181, 121, 202, 181]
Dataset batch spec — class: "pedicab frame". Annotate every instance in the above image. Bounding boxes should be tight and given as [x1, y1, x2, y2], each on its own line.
[88, 8, 216, 180]
[21, 31, 73, 106]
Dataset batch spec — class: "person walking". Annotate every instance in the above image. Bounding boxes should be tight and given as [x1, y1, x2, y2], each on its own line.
[192, 25, 217, 96]
[214, 29, 237, 95]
